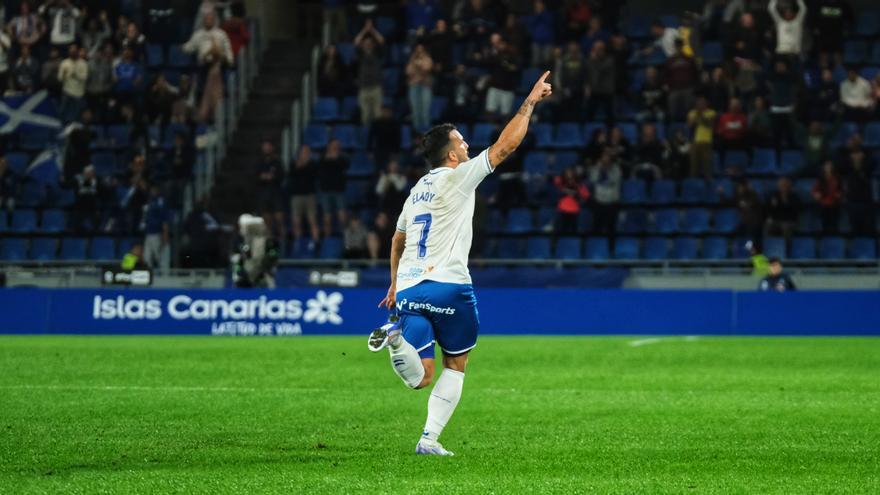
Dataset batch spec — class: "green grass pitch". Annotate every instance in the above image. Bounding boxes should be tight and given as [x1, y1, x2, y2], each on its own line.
[1, 335, 878, 494]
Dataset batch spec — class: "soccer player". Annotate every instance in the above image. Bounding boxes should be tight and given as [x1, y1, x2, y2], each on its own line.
[367, 71, 553, 455]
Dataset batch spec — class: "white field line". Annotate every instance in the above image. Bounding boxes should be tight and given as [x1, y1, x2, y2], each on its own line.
[0, 384, 327, 393]
[627, 336, 700, 347]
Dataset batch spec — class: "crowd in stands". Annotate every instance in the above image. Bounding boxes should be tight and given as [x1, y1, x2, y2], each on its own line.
[283, 0, 880, 261]
[0, 0, 248, 269]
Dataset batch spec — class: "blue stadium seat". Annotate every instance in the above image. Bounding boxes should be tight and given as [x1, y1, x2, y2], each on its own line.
[613, 237, 640, 259]
[526, 237, 551, 259]
[375, 16, 397, 37]
[341, 95, 358, 120]
[582, 122, 606, 143]
[750, 148, 777, 174]
[17, 181, 45, 207]
[518, 68, 543, 93]
[682, 208, 711, 234]
[643, 237, 669, 260]
[859, 66, 880, 82]
[88, 237, 117, 261]
[331, 124, 362, 149]
[864, 122, 880, 148]
[649, 180, 676, 204]
[790, 237, 816, 259]
[0, 213, 7, 231]
[855, 11, 879, 37]
[381, 68, 400, 95]
[702, 42, 723, 65]
[672, 237, 698, 260]
[680, 178, 706, 203]
[624, 15, 651, 38]
[723, 150, 749, 168]
[11, 209, 37, 232]
[702, 236, 729, 259]
[779, 150, 805, 175]
[583, 238, 609, 260]
[653, 209, 679, 234]
[167, 45, 193, 68]
[116, 238, 138, 259]
[429, 97, 447, 123]
[319, 237, 343, 259]
[849, 237, 877, 259]
[706, 178, 733, 204]
[290, 237, 317, 259]
[313, 97, 339, 122]
[48, 187, 74, 208]
[524, 152, 549, 175]
[621, 179, 647, 204]
[145, 43, 164, 67]
[797, 210, 822, 234]
[29, 238, 57, 261]
[336, 43, 354, 65]
[618, 209, 648, 234]
[59, 238, 87, 260]
[0, 238, 27, 261]
[819, 237, 845, 260]
[92, 152, 117, 177]
[536, 207, 556, 231]
[496, 238, 524, 258]
[348, 152, 375, 177]
[303, 124, 329, 148]
[505, 208, 533, 234]
[578, 210, 593, 233]
[616, 123, 638, 144]
[40, 209, 66, 233]
[533, 123, 553, 148]
[106, 125, 132, 148]
[343, 180, 370, 206]
[471, 123, 495, 148]
[844, 41, 868, 65]
[764, 237, 787, 259]
[554, 123, 585, 148]
[554, 152, 579, 171]
[555, 237, 583, 260]
[713, 208, 739, 234]
[793, 178, 816, 202]
[5, 152, 29, 175]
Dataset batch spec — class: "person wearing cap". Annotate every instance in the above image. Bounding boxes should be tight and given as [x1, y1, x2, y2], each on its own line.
[758, 257, 797, 291]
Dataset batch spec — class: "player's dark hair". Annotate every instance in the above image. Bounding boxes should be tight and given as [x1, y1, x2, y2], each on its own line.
[422, 123, 457, 168]
[769, 257, 781, 264]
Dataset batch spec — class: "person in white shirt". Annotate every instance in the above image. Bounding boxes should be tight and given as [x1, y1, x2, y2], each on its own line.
[40, 0, 80, 48]
[0, 30, 11, 92]
[367, 72, 553, 456]
[768, 0, 806, 57]
[182, 11, 233, 67]
[642, 20, 679, 58]
[840, 68, 875, 122]
[58, 44, 88, 123]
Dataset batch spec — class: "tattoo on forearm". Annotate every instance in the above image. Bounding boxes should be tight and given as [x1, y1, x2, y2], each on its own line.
[517, 99, 535, 118]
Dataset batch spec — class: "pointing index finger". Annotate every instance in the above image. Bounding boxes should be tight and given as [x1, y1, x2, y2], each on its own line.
[539, 70, 551, 83]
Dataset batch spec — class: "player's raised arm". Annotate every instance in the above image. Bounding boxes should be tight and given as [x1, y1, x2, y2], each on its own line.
[488, 70, 553, 167]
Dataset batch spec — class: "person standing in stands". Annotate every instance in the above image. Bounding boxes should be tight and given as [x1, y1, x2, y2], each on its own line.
[354, 19, 385, 126]
[405, 43, 434, 132]
[767, 0, 806, 70]
[758, 257, 797, 291]
[40, 0, 80, 52]
[256, 139, 285, 238]
[687, 96, 716, 180]
[554, 167, 589, 235]
[318, 139, 350, 236]
[587, 150, 622, 236]
[812, 161, 842, 234]
[58, 44, 88, 124]
[289, 145, 321, 246]
[141, 185, 171, 270]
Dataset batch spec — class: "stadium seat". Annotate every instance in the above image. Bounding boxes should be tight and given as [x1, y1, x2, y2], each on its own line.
[29, 238, 57, 261]
[341, 95, 358, 120]
[649, 180, 676, 204]
[518, 67, 543, 93]
[290, 237, 317, 259]
[0, 238, 27, 261]
[701, 236, 729, 259]
[167, 45, 193, 68]
[555, 237, 582, 260]
[819, 237, 846, 260]
[11, 209, 37, 232]
[116, 238, 138, 259]
[533, 123, 553, 148]
[578, 210, 593, 233]
[613, 237, 640, 259]
[616, 123, 638, 144]
[5, 152, 29, 175]
[40, 209, 66, 233]
[381, 68, 400, 95]
[723, 150, 749, 169]
[618, 209, 648, 234]
[526, 237, 551, 259]
[713, 208, 739, 234]
[849, 237, 877, 259]
[536, 207, 556, 231]
[582, 122, 606, 143]
[496, 238, 524, 258]
[303, 124, 329, 148]
[584, 238, 609, 260]
[554, 123, 585, 148]
[680, 178, 706, 203]
[793, 178, 816, 202]
[524, 152, 549, 175]
[554, 152, 579, 171]
[312, 97, 339, 122]
[764, 237, 787, 259]
[429, 97, 448, 123]
[682, 208, 710, 234]
[348, 152, 375, 177]
[60, 238, 88, 260]
[855, 11, 879, 37]
[652, 209, 679, 234]
[844, 41, 868, 65]
[319, 237, 343, 259]
[471, 123, 495, 148]
[343, 180, 371, 206]
[859, 66, 880, 82]
[92, 152, 117, 177]
[672, 237, 698, 260]
[88, 237, 117, 261]
[0, 213, 7, 232]
[106, 125, 132, 148]
[750, 149, 777, 174]
[505, 208, 533, 234]
[643, 237, 669, 260]
[624, 15, 651, 38]
[779, 150, 805, 175]
[864, 122, 880, 148]
[790, 237, 816, 259]
[336, 43, 355, 65]
[621, 179, 646, 204]
[145, 43, 164, 67]
[375, 16, 397, 37]
[701, 41, 723, 66]
[331, 124, 362, 149]
[706, 178, 733, 204]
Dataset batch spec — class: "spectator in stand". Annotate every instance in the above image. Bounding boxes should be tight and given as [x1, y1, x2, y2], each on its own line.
[318, 139, 350, 235]
[142, 184, 171, 270]
[553, 167, 590, 235]
[0, 28, 11, 93]
[85, 42, 113, 121]
[767, 59, 798, 150]
[585, 40, 616, 125]
[7, 2, 45, 50]
[664, 40, 698, 121]
[80, 10, 111, 58]
[256, 139, 285, 238]
[444, 64, 478, 122]
[353, 19, 385, 126]
[147, 73, 179, 125]
[768, 0, 806, 67]
[606, 126, 632, 164]
[812, 160, 842, 234]
[726, 12, 762, 62]
[324, 0, 347, 43]
[811, 68, 839, 122]
[731, 179, 763, 242]
[69, 164, 101, 232]
[635, 66, 666, 123]
[171, 74, 196, 123]
[368, 106, 402, 168]
[0, 156, 17, 212]
[183, 11, 234, 122]
[221, 3, 250, 58]
[810, 0, 853, 63]
[687, 96, 716, 180]
[289, 145, 321, 244]
[581, 16, 609, 59]
[502, 14, 528, 65]
[12, 44, 40, 93]
[555, 42, 587, 120]
[667, 128, 691, 179]
[798, 120, 835, 176]
[702, 67, 734, 112]
[484, 34, 519, 120]
[642, 19, 678, 58]
[405, 43, 434, 131]
[764, 176, 799, 243]
[839, 68, 874, 122]
[41, 47, 63, 96]
[375, 159, 408, 217]
[121, 22, 147, 62]
[343, 216, 369, 259]
[367, 211, 394, 260]
[113, 47, 143, 107]
[587, 150, 622, 236]
[525, 0, 555, 67]
[609, 34, 631, 99]
[748, 95, 773, 148]
[758, 258, 797, 291]
[406, 0, 439, 38]
[317, 44, 348, 99]
[169, 132, 195, 207]
[40, 0, 80, 51]
[564, 0, 592, 39]
[58, 44, 88, 124]
[583, 127, 607, 165]
[633, 123, 666, 182]
[716, 97, 748, 163]
[121, 244, 147, 271]
[427, 19, 454, 74]
[842, 149, 875, 236]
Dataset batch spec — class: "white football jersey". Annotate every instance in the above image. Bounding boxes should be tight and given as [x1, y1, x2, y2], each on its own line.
[395, 149, 494, 293]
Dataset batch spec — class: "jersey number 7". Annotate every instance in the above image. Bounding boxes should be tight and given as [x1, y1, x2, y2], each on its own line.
[413, 213, 432, 259]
